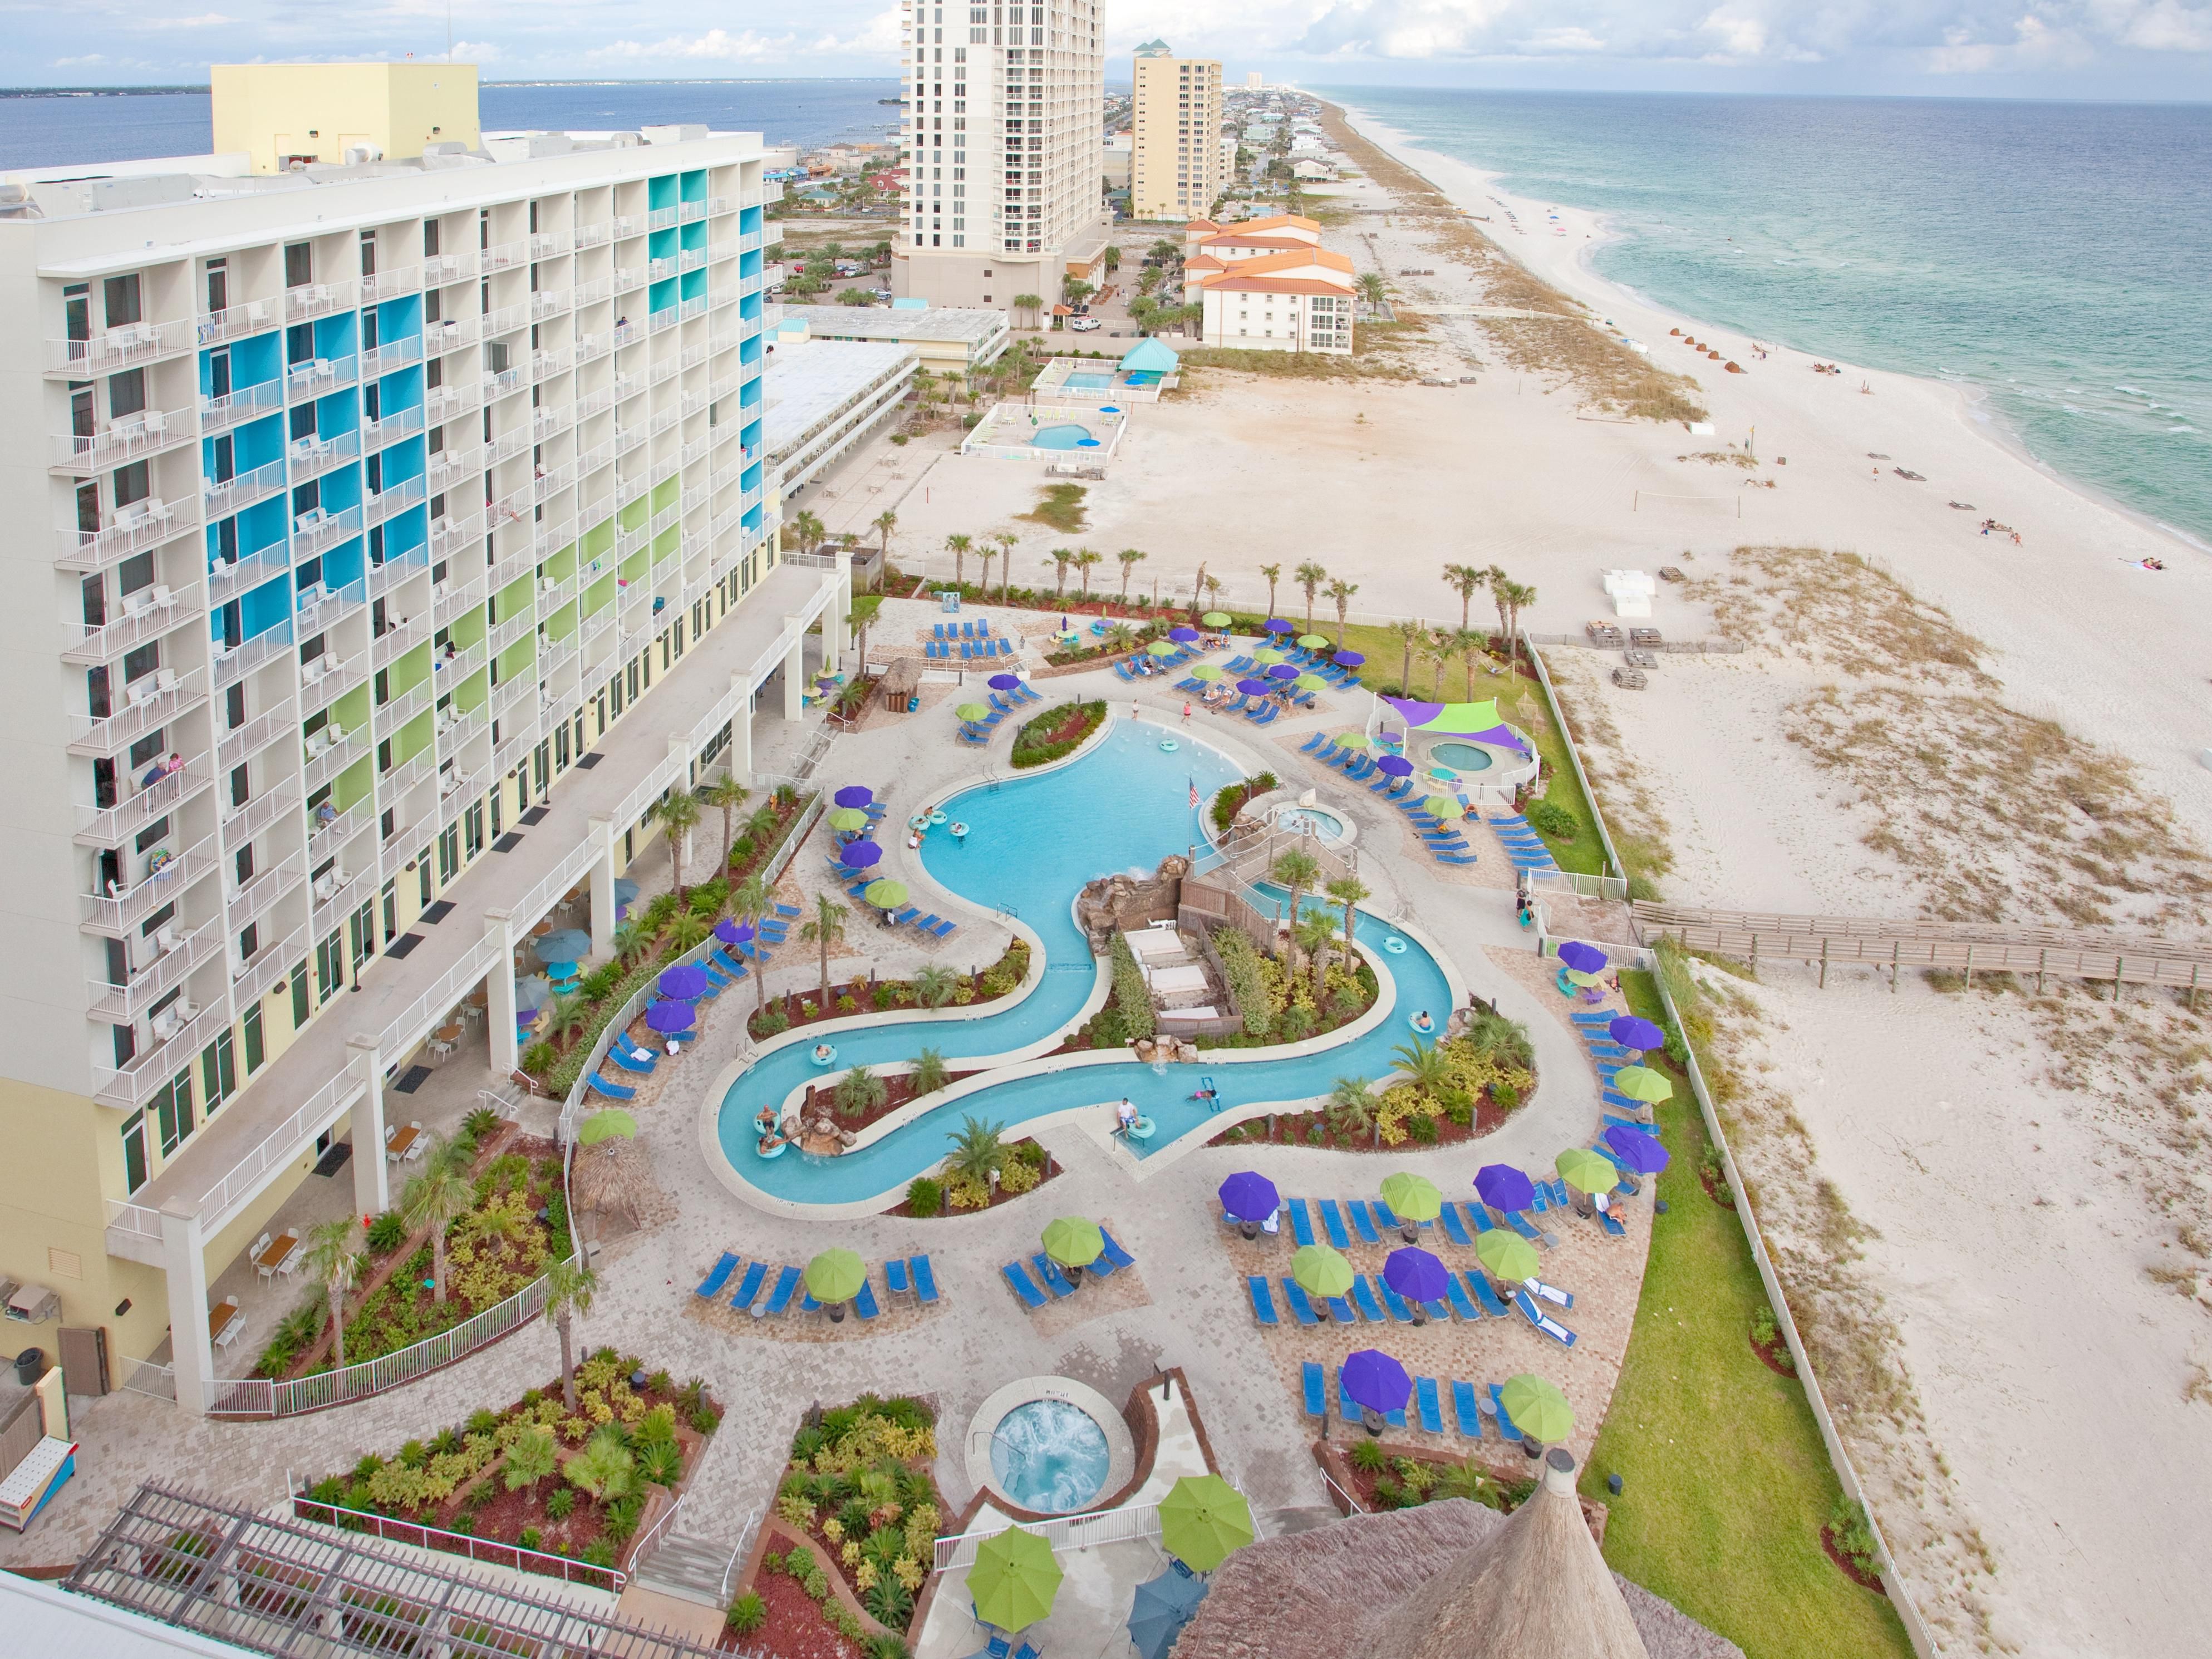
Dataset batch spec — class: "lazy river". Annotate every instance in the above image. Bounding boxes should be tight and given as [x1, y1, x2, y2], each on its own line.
[714, 720, 1457, 1205]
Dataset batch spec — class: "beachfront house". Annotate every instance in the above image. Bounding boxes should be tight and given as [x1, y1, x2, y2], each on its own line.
[1187, 244, 1357, 354]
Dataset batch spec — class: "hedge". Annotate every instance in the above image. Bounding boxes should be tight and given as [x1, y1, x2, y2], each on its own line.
[1109, 933, 1156, 1041]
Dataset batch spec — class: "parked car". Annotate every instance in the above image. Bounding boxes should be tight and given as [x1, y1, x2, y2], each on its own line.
[1069, 316, 1102, 332]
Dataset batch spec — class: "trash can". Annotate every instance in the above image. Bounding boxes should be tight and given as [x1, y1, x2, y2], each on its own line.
[13, 1347, 43, 1386]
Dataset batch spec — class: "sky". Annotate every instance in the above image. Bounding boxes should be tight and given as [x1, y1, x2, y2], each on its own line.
[6, 0, 2209, 100]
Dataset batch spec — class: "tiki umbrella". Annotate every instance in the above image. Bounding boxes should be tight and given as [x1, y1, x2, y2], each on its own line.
[1158, 1474, 1253, 1572]
[1168, 626, 1201, 643]
[1475, 1228, 1540, 1285]
[1290, 1244, 1353, 1299]
[1128, 1569, 1207, 1659]
[1605, 1123, 1670, 1174]
[1041, 1215, 1104, 1272]
[1335, 732, 1370, 750]
[1379, 1171, 1442, 1236]
[1334, 651, 1365, 668]
[1611, 1065, 1674, 1104]
[644, 998, 695, 1035]
[1609, 1015, 1666, 1053]
[1341, 1350, 1412, 1422]
[1557, 940, 1608, 974]
[863, 879, 908, 910]
[1298, 634, 1331, 650]
[715, 918, 754, 946]
[1475, 1164, 1536, 1213]
[804, 1247, 867, 1318]
[1218, 1171, 1280, 1224]
[1201, 611, 1232, 628]
[825, 806, 870, 832]
[842, 840, 883, 869]
[1500, 1373, 1574, 1445]
[657, 963, 709, 1001]
[577, 1109, 636, 1146]
[1251, 647, 1284, 666]
[1557, 1148, 1617, 1196]
[1375, 755, 1414, 777]
[1147, 639, 1181, 658]
[955, 702, 990, 722]
[1191, 664, 1225, 681]
[833, 786, 874, 809]
[1295, 673, 1329, 691]
[989, 672, 1023, 690]
[968, 1526, 1061, 1632]
[1383, 1247, 1449, 1321]
[1422, 795, 1466, 820]
[1264, 618, 1294, 634]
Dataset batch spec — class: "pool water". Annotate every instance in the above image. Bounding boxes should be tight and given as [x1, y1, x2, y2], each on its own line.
[990, 1400, 1110, 1513]
[1031, 424, 1092, 450]
[1428, 741, 1496, 772]
[1063, 372, 1113, 389]
[1274, 808, 1346, 841]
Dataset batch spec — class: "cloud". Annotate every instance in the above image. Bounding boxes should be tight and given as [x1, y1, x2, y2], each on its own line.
[136, 11, 237, 26]
[590, 28, 797, 62]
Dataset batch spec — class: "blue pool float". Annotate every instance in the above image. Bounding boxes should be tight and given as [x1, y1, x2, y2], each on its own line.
[809, 1044, 838, 1069]
[1408, 1013, 1438, 1036]
[950, 821, 969, 840]
[1159, 738, 1178, 752]
[929, 810, 948, 826]
[756, 1139, 789, 1159]
[1383, 936, 1408, 955]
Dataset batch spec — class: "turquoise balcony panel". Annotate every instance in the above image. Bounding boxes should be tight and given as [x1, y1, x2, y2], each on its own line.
[680, 169, 706, 203]
[309, 311, 357, 360]
[239, 575, 290, 639]
[648, 279, 677, 314]
[376, 293, 423, 339]
[648, 174, 677, 210]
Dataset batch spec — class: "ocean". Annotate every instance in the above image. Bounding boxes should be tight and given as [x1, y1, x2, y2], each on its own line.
[1327, 88, 2212, 547]
[0, 78, 901, 171]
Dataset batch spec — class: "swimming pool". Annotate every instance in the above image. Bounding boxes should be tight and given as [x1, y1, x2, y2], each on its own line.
[1063, 372, 1113, 390]
[1031, 424, 1093, 450]
[989, 1399, 1112, 1513]
[1427, 741, 1497, 772]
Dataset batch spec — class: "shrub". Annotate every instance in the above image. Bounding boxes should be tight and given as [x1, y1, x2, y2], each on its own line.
[833, 1065, 889, 1120]
[518, 1526, 542, 1551]
[1307, 1121, 1326, 1144]
[520, 1041, 556, 1077]
[999, 1158, 1039, 1195]
[905, 1176, 943, 1215]
[463, 1105, 503, 1140]
[544, 1488, 576, 1520]
[1349, 1440, 1387, 1473]
[449, 1514, 476, 1536]
[727, 1592, 766, 1634]
[1010, 698, 1107, 769]
[582, 1541, 618, 1568]
[1277, 1005, 1314, 1043]
[1407, 1111, 1439, 1144]
[1526, 800, 1576, 839]
[691, 1405, 722, 1435]
[1491, 1078, 1520, 1110]
[1213, 929, 1277, 1039]
[1828, 1494, 1881, 1576]
[1372, 1476, 1406, 1508]
[752, 1005, 792, 1038]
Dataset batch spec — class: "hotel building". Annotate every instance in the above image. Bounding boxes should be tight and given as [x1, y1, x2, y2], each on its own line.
[1129, 42, 1222, 223]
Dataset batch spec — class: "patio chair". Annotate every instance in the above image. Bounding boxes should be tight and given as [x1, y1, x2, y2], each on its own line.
[1516, 1289, 1579, 1347]
[853, 1279, 881, 1321]
[912, 1255, 940, 1303]
[1350, 1276, 1388, 1322]
[763, 1266, 803, 1315]
[1099, 1229, 1135, 1271]
[1002, 1261, 1047, 1310]
[588, 1072, 636, 1100]
[1344, 1200, 1382, 1244]
[1372, 1198, 1410, 1232]
[1287, 1198, 1317, 1246]
[995, 637, 1013, 658]
[1488, 1384, 1525, 1443]
[1373, 1276, 1413, 1323]
[1451, 1380, 1485, 1439]
[1247, 1276, 1279, 1326]
[1600, 1209, 1629, 1239]
[1030, 1253, 1075, 1297]
[1316, 1199, 1352, 1248]
[1324, 1292, 1357, 1325]
[884, 1258, 911, 1297]
[1438, 1204, 1472, 1247]
[1279, 1277, 1320, 1326]
[1415, 1377, 1446, 1434]
[1504, 1210, 1552, 1248]
[1466, 1272, 1511, 1319]
[1444, 1274, 1482, 1322]
[891, 907, 922, 927]
[1300, 732, 1330, 754]
[927, 917, 958, 939]
[1303, 1361, 1328, 1419]
[1465, 1202, 1496, 1235]
[729, 1261, 768, 1308]
[1434, 853, 1479, 867]
[606, 1042, 655, 1075]
[774, 902, 803, 917]
[696, 1253, 739, 1299]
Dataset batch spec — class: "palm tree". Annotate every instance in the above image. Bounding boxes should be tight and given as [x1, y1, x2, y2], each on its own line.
[832, 1064, 887, 1120]
[1294, 912, 1337, 1000]
[1447, 626, 1489, 698]
[873, 510, 897, 565]
[1497, 578, 1536, 667]
[731, 874, 774, 1013]
[944, 532, 972, 592]
[1257, 562, 1282, 622]
[1390, 619, 1426, 697]
[1328, 578, 1358, 647]
[400, 1139, 473, 1306]
[910, 1046, 951, 1095]
[994, 531, 1019, 601]
[1102, 244, 1122, 277]
[1485, 564, 1512, 656]
[1071, 549, 1103, 601]
[800, 892, 848, 1010]
[1295, 561, 1328, 632]
[611, 918, 653, 968]
[743, 801, 778, 857]
[1326, 874, 1369, 990]
[1186, 561, 1208, 624]
[1356, 271, 1387, 312]
[303, 1218, 363, 1372]
[1010, 293, 1043, 328]
[945, 1115, 1007, 1185]
[704, 775, 749, 873]
[913, 964, 959, 1008]
[977, 541, 996, 599]
[1115, 548, 1146, 607]
[1271, 849, 1321, 974]
[652, 790, 702, 902]
[545, 992, 593, 1047]
[1389, 1037, 1455, 1098]
[790, 509, 827, 558]
[544, 1255, 599, 1412]
[1325, 1076, 1376, 1140]
[1442, 563, 1489, 632]
[1420, 628, 1453, 698]
[503, 1426, 559, 1494]
[1044, 548, 1074, 599]
[1103, 622, 1135, 652]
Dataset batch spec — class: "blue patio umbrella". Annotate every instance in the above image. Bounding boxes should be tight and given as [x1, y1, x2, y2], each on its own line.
[1127, 1569, 1207, 1659]
[1383, 1247, 1451, 1305]
[1376, 755, 1415, 777]
[715, 918, 753, 946]
[612, 878, 640, 903]
[833, 785, 874, 809]
[1264, 618, 1292, 634]
[658, 964, 709, 1001]
[514, 974, 553, 1012]
[989, 672, 1023, 690]
[1235, 678, 1272, 697]
[1218, 1171, 1280, 1223]
[645, 998, 695, 1035]
[842, 839, 883, 869]
[1168, 626, 1200, 643]
[537, 929, 591, 963]
[1605, 1123, 1672, 1174]
[1475, 1164, 1537, 1213]
[1267, 663, 1299, 681]
[1334, 651, 1365, 668]
[1557, 940, 1609, 975]
[1609, 1015, 1667, 1052]
[1341, 1350, 1412, 1416]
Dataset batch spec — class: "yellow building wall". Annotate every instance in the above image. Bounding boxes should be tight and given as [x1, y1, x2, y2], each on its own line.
[212, 62, 481, 175]
[1130, 54, 1221, 221]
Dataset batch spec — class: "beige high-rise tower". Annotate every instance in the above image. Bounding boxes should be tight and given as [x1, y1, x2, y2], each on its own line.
[1130, 41, 1222, 222]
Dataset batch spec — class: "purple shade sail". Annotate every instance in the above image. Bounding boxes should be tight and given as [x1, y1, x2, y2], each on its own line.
[1475, 1164, 1536, 1213]
[1218, 1171, 1280, 1222]
[1264, 618, 1294, 633]
[1375, 755, 1415, 777]
[1383, 1247, 1451, 1304]
[1605, 1123, 1671, 1174]
[1236, 678, 1273, 696]
[1266, 663, 1299, 681]
[1341, 1350, 1412, 1414]
[988, 672, 1022, 690]
[714, 919, 753, 946]
[1557, 941, 1609, 974]
[1467, 723, 1532, 756]
[657, 964, 709, 1001]
[645, 998, 696, 1033]
[1168, 627, 1200, 643]
[1333, 651, 1365, 667]
[832, 786, 874, 809]
[1610, 1016, 1666, 1051]
[842, 840, 883, 869]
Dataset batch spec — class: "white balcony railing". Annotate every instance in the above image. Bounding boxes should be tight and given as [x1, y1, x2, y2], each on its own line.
[81, 835, 214, 936]
[293, 504, 364, 558]
[286, 355, 360, 401]
[56, 496, 198, 572]
[196, 300, 279, 348]
[287, 430, 360, 483]
[52, 409, 191, 474]
[362, 266, 422, 303]
[47, 317, 195, 375]
[68, 668, 205, 757]
[365, 475, 427, 526]
[75, 766, 211, 851]
[62, 584, 200, 667]
[285, 279, 358, 322]
[200, 379, 285, 433]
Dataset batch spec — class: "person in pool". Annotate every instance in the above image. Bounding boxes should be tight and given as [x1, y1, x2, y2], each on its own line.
[1115, 1099, 1138, 1134]
[813, 1042, 834, 1064]
[755, 1105, 778, 1136]
[1410, 1010, 1436, 1035]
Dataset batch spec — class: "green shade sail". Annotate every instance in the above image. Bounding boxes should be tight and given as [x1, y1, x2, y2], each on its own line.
[1290, 1244, 1353, 1297]
[1157, 1474, 1254, 1572]
[1378, 1171, 1442, 1222]
[1201, 612, 1232, 628]
[1500, 1373, 1575, 1444]
[1474, 1229, 1540, 1282]
[1610, 1065, 1675, 1104]
[863, 879, 909, 909]
[1041, 1215, 1104, 1267]
[1421, 795, 1466, 820]
[825, 806, 870, 832]
[804, 1247, 867, 1303]
[1556, 1148, 1617, 1195]
[577, 1109, 636, 1146]
[1191, 664, 1225, 681]
[967, 1526, 1063, 1632]
[955, 702, 990, 722]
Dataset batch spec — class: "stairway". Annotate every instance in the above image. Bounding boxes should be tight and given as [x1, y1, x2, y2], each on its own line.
[631, 1526, 736, 1608]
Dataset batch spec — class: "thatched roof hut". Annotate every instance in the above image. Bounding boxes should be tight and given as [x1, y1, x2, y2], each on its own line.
[1171, 1453, 1741, 1659]
[571, 1136, 676, 1233]
[879, 657, 921, 708]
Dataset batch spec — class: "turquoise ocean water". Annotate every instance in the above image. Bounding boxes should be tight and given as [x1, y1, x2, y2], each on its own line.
[1326, 89, 2212, 548]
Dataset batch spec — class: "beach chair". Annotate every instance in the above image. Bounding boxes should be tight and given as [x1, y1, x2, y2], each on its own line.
[1099, 1229, 1136, 1271]
[1002, 1261, 1048, 1309]
[1300, 732, 1330, 754]
[1547, 1179, 1572, 1209]
[1247, 1276, 1280, 1326]
[1434, 853, 1480, 866]
[927, 917, 958, 939]
[1444, 1273, 1481, 1322]
[1339, 1367, 1408, 1429]
[1585, 1042, 1632, 1061]
[695, 1252, 738, 1299]
[1452, 1381, 1485, 1440]
[1466, 1202, 1495, 1234]
[1288, 1198, 1318, 1247]
[853, 1280, 881, 1321]
[730, 1261, 768, 1309]
[985, 1636, 1011, 1659]
[891, 907, 922, 926]
[1505, 1210, 1555, 1250]
[1031, 1253, 1076, 1297]
[885, 1259, 910, 1297]
[1250, 703, 1278, 726]
[1303, 1362, 1328, 1420]
[1415, 1377, 1445, 1434]
[1113, 660, 1136, 681]
[700, 959, 733, 989]
[1280, 1278, 1320, 1326]
[1516, 1289, 1579, 1347]
[1600, 1209, 1629, 1239]
[1466, 1272, 1511, 1318]
[1176, 678, 1205, 694]
[915, 914, 947, 936]
[1570, 1011, 1614, 1027]
[1372, 1198, 1408, 1232]
[1374, 1276, 1414, 1323]
[1603, 1112, 1654, 1137]
[1324, 1290, 1358, 1325]
[912, 1255, 939, 1303]
[1345, 1201, 1382, 1244]
[1317, 1199, 1352, 1249]
[996, 637, 1013, 657]
[1486, 1385, 1525, 1444]
[712, 947, 750, 980]
[1350, 1276, 1388, 1323]
[957, 725, 989, 745]
[763, 1266, 802, 1316]
[1438, 1204, 1472, 1247]
[1528, 1280, 1575, 1310]
[607, 1042, 655, 1075]
[588, 1072, 636, 1101]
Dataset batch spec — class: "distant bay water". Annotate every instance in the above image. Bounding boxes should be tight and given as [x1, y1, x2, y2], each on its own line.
[1328, 88, 2212, 547]
[0, 78, 901, 171]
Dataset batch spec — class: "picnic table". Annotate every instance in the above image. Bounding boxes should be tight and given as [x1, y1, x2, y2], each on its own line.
[209, 1299, 241, 1348]
[385, 1123, 421, 1161]
[254, 1231, 302, 1281]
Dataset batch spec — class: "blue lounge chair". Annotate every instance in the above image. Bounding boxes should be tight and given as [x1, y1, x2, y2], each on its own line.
[915, 913, 946, 936]
[1300, 732, 1330, 754]
[588, 1072, 635, 1101]
[1600, 1209, 1629, 1239]
[1350, 1276, 1388, 1323]
[853, 1279, 881, 1321]
[927, 917, 958, 939]
[1317, 1199, 1352, 1249]
[1324, 1292, 1358, 1326]
[957, 726, 989, 745]
[1452, 1380, 1485, 1439]
[1345, 1201, 1381, 1245]
[763, 1266, 802, 1315]
[1506, 1209, 1545, 1244]
[1249, 703, 1278, 726]
[695, 1252, 738, 1299]
[891, 907, 921, 926]
[996, 637, 1012, 657]
[1466, 1271, 1511, 1318]
[1603, 1112, 1653, 1136]
[1114, 660, 1137, 681]
[1444, 1273, 1481, 1321]
[730, 1260, 768, 1308]
[1435, 853, 1480, 866]
[1303, 1361, 1327, 1419]
[1516, 1289, 1578, 1346]
[1415, 1377, 1445, 1434]
[607, 1043, 655, 1075]
[1371, 1199, 1409, 1232]
[1438, 1204, 1472, 1246]
[884, 1258, 910, 1296]
[1586, 1042, 1632, 1061]
[986, 1635, 1011, 1659]
[1099, 1229, 1135, 1271]
[1030, 1253, 1075, 1297]
[1547, 1179, 1572, 1209]
[1570, 1011, 1613, 1026]
[1085, 1246, 1117, 1280]
[1280, 1278, 1320, 1325]
[1247, 1276, 1279, 1326]
[1488, 1384, 1525, 1444]
[1287, 1198, 1317, 1246]
[712, 946, 749, 980]
[912, 1255, 939, 1303]
[1339, 1367, 1408, 1429]
[1374, 1277, 1413, 1323]
[1466, 1202, 1495, 1234]
[1002, 1261, 1046, 1309]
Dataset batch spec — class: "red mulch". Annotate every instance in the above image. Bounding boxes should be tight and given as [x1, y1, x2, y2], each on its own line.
[732, 1563, 861, 1659]
[892, 1141, 1058, 1216]
[797, 1071, 978, 1136]
[1698, 1164, 1737, 1209]
[1820, 1525, 1888, 1595]
[1750, 1328, 1798, 1379]
[450, 1477, 608, 1558]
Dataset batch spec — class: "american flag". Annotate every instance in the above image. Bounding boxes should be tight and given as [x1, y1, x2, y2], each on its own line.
[1188, 777, 1199, 809]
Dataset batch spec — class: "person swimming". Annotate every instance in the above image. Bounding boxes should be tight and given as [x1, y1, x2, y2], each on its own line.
[1411, 1010, 1436, 1034]
[813, 1043, 834, 1064]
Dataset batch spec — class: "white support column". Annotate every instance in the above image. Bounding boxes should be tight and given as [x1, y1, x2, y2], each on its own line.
[485, 908, 519, 1076]
[782, 619, 805, 720]
[825, 554, 852, 675]
[727, 672, 754, 787]
[159, 1200, 213, 1417]
[346, 1036, 389, 1218]
[588, 815, 617, 960]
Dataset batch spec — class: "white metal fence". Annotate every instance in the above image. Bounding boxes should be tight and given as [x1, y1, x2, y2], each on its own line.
[288, 1491, 625, 1591]
[932, 1502, 1162, 1574]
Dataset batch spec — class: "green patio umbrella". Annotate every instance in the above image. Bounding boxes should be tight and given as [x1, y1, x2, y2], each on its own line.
[804, 1247, 867, 1304]
[1422, 795, 1466, 820]
[577, 1109, 636, 1146]
[955, 702, 991, 722]
[1146, 639, 1180, 657]
[1191, 664, 1225, 681]
[863, 878, 909, 909]
[1294, 672, 1329, 691]
[1563, 966, 1607, 988]
[1201, 611, 1232, 628]
[1041, 1215, 1104, 1269]
[1336, 732, 1370, 751]
[1379, 1171, 1442, 1224]
[1297, 634, 1331, 649]
[825, 806, 870, 832]
[1474, 1229, 1540, 1284]
[1610, 1064, 1675, 1104]
[1158, 1474, 1254, 1573]
[1290, 1243, 1353, 1298]
[1251, 647, 1285, 666]
[967, 1526, 1062, 1633]
[1499, 1374, 1575, 1444]
[1556, 1148, 1617, 1196]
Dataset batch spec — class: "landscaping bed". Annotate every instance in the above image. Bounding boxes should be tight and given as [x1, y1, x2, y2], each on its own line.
[746, 939, 1031, 1042]
[1319, 1438, 1538, 1520]
[897, 1130, 1055, 1217]
[1208, 1014, 1535, 1150]
[1010, 698, 1105, 769]
[797, 1064, 980, 1138]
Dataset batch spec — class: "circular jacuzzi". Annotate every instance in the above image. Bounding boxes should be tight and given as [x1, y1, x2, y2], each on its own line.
[967, 1377, 1137, 1517]
[1274, 806, 1346, 841]
[1427, 741, 1497, 772]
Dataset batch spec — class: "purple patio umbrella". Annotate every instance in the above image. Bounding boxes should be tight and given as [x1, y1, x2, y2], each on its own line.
[1557, 940, 1609, 975]
[1236, 678, 1272, 697]
[1266, 663, 1299, 681]
[1375, 755, 1415, 777]
[988, 672, 1023, 690]
[715, 918, 753, 946]
[833, 786, 874, 809]
[1475, 1164, 1537, 1214]
[645, 998, 695, 1034]
[1264, 618, 1294, 634]
[1341, 1350, 1412, 1429]
[1609, 1015, 1666, 1053]
[1168, 626, 1200, 643]
[1383, 1247, 1451, 1323]
[1605, 1123, 1671, 1175]
[658, 964, 710, 1001]
[1333, 651, 1365, 668]
[842, 839, 883, 869]
[1218, 1171, 1280, 1226]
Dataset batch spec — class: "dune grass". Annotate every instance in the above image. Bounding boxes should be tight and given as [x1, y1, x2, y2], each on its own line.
[1019, 483, 1089, 533]
[1581, 972, 1914, 1659]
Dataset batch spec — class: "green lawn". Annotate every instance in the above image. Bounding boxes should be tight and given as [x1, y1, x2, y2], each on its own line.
[1582, 972, 1913, 1659]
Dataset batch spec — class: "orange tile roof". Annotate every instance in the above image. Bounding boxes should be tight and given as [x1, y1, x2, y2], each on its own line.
[1236, 213, 1321, 233]
[1184, 254, 1228, 273]
[1183, 218, 1222, 234]
[1202, 275, 1357, 297]
[1203, 247, 1355, 278]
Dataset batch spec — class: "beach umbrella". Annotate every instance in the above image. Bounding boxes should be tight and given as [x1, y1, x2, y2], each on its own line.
[1375, 755, 1414, 777]
[1191, 664, 1225, 681]
[1611, 1065, 1674, 1104]
[1556, 1148, 1617, 1196]
[1335, 732, 1370, 750]
[1379, 1171, 1442, 1224]
[863, 879, 908, 910]
[1609, 1015, 1667, 1053]
[657, 963, 710, 1001]
[514, 974, 553, 1012]
[804, 1247, 867, 1304]
[1557, 940, 1609, 974]
[1251, 647, 1285, 666]
[1298, 634, 1331, 649]
[1564, 967, 1608, 988]
[1236, 678, 1273, 697]
[1147, 639, 1181, 657]
[715, 918, 754, 946]
[1383, 1246, 1450, 1306]
[1264, 618, 1294, 634]
[1422, 795, 1466, 820]
[1218, 1170, 1280, 1223]
[1158, 1474, 1254, 1573]
[577, 1109, 636, 1147]
[826, 806, 870, 833]
[1290, 1244, 1353, 1298]
[1128, 1569, 1207, 1659]
[832, 785, 874, 809]
[1605, 1123, 1671, 1174]
[612, 877, 640, 903]
[1266, 664, 1299, 681]
[1499, 1374, 1574, 1445]
[1295, 673, 1329, 691]
[955, 702, 990, 722]
[1475, 1229, 1540, 1283]
[644, 998, 695, 1035]
[1341, 1350, 1412, 1415]
[1334, 651, 1365, 668]
[968, 1526, 1062, 1633]
[842, 840, 883, 869]
[989, 672, 1023, 690]
[537, 928, 591, 963]
[1168, 626, 1201, 643]
[1041, 1215, 1104, 1269]
[1475, 1164, 1536, 1213]
[1202, 611, 1232, 628]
